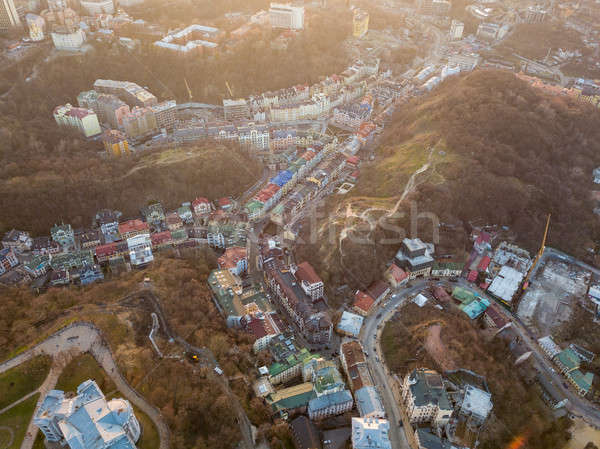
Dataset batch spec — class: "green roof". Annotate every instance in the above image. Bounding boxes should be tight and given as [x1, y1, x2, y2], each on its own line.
[268, 348, 317, 377]
[241, 290, 272, 313]
[408, 369, 452, 411]
[245, 201, 264, 212]
[452, 286, 477, 304]
[569, 370, 594, 393]
[171, 229, 187, 240]
[269, 389, 316, 413]
[313, 366, 344, 394]
[556, 349, 581, 372]
[433, 262, 464, 270]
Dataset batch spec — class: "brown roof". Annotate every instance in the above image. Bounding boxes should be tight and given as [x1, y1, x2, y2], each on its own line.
[485, 303, 509, 328]
[341, 341, 366, 369]
[367, 280, 390, 300]
[295, 261, 322, 285]
[353, 290, 375, 314]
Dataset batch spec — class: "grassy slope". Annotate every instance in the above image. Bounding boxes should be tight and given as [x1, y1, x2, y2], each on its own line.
[0, 356, 51, 409]
[297, 70, 600, 304]
[0, 393, 40, 449]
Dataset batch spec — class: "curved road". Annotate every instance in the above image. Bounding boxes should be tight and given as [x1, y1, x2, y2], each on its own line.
[0, 323, 170, 449]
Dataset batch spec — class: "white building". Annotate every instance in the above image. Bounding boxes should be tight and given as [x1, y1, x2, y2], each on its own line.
[269, 2, 304, 30]
[459, 385, 492, 425]
[34, 380, 140, 449]
[355, 386, 386, 418]
[0, 0, 20, 30]
[26, 13, 45, 41]
[351, 417, 391, 449]
[538, 336, 561, 359]
[127, 233, 153, 266]
[447, 53, 480, 72]
[51, 28, 86, 50]
[336, 311, 363, 338]
[449, 19, 463, 40]
[80, 0, 114, 15]
[487, 265, 524, 304]
[402, 368, 453, 427]
[53, 104, 101, 137]
[238, 123, 270, 151]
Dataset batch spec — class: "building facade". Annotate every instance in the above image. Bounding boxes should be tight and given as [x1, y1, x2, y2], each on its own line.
[53, 104, 101, 137]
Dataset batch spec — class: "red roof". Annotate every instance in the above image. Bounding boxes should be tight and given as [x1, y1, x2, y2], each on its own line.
[218, 246, 247, 269]
[367, 280, 390, 300]
[350, 170, 360, 178]
[95, 242, 117, 257]
[477, 255, 491, 272]
[467, 270, 478, 282]
[388, 264, 408, 283]
[118, 219, 148, 235]
[247, 318, 268, 339]
[346, 156, 360, 165]
[433, 286, 451, 301]
[151, 231, 172, 245]
[192, 197, 210, 207]
[218, 197, 232, 207]
[475, 231, 491, 245]
[295, 261, 322, 285]
[353, 290, 375, 313]
[485, 303, 509, 328]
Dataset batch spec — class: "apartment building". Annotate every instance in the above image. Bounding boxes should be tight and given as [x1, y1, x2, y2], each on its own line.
[269, 3, 304, 30]
[122, 106, 158, 139]
[150, 100, 176, 130]
[53, 104, 101, 137]
[402, 368, 453, 427]
[394, 238, 435, 279]
[94, 79, 158, 107]
[223, 98, 250, 121]
[0, 0, 20, 30]
[127, 233, 153, 266]
[97, 93, 130, 128]
[102, 129, 130, 157]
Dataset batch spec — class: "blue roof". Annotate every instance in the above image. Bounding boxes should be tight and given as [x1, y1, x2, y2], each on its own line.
[270, 170, 293, 187]
[460, 297, 490, 319]
[307, 390, 353, 413]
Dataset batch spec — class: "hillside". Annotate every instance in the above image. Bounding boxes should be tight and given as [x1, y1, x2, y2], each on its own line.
[296, 70, 600, 304]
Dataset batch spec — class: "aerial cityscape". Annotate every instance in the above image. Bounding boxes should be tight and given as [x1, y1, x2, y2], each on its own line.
[0, 0, 600, 449]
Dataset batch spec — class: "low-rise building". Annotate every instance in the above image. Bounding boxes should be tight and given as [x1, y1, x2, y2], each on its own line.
[217, 246, 248, 276]
[0, 247, 19, 274]
[402, 368, 453, 427]
[51, 223, 75, 250]
[394, 238, 434, 279]
[385, 263, 408, 288]
[24, 255, 50, 277]
[118, 219, 149, 240]
[414, 428, 464, 449]
[79, 262, 104, 285]
[192, 197, 212, 215]
[355, 386, 385, 418]
[289, 415, 322, 449]
[353, 290, 375, 316]
[538, 336, 561, 359]
[267, 382, 315, 419]
[483, 303, 509, 329]
[127, 233, 153, 266]
[308, 389, 353, 420]
[351, 417, 391, 449]
[94, 209, 121, 243]
[34, 379, 140, 448]
[336, 311, 363, 338]
[2, 229, 32, 253]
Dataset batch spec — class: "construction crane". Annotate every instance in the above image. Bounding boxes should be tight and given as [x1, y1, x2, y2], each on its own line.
[225, 81, 234, 98]
[184, 77, 193, 101]
[522, 213, 551, 291]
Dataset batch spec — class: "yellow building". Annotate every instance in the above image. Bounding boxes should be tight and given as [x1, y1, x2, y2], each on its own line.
[102, 129, 130, 157]
[353, 9, 369, 38]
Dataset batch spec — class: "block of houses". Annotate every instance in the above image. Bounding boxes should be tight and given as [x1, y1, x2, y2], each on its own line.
[32, 237, 61, 256]
[385, 263, 408, 288]
[483, 303, 509, 329]
[394, 238, 435, 279]
[79, 263, 104, 285]
[0, 248, 19, 275]
[51, 223, 75, 250]
[50, 250, 94, 271]
[267, 382, 316, 419]
[24, 255, 50, 277]
[246, 313, 282, 353]
[127, 234, 153, 267]
[336, 311, 364, 338]
[177, 204, 194, 224]
[355, 386, 386, 418]
[192, 197, 212, 215]
[165, 212, 183, 231]
[401, 368, 453, 427]
[307, 389, 353, 420]
[353, 290, 375, 316]
[118, 219, 149, 240]
[151, 231, 172, 250]
[293, 261, 324, 300]
[367, 280, 390, 303]
[554, 348, 595, 397]
[340, 341, 374, 392]
[2, 229, 32, 253]
[217, 246, 248, 276]
[141, 203, 166, 228]
[94, 209, 122, 243]
[75, 229, 102, 250]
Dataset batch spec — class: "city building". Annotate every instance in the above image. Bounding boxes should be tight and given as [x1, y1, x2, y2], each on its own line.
[127, 233, 153, 266]
[402, 368, 453, 427]
[353, 8, 369, 38]
[53, 104, 101, 137]
[353, 290, 375, 316]
[25, 13, 45, 40]
[118, 219, 149, 240]
[51, 223, 75, 249]
[97, 93, 130, 129]
[289, 415, 321, 449]
[336, 311, 363, 338]
[449, 19, 463, 40]
[394, 238, 435, 279]
[414, 429, 464, 449]
[307, 389, 353, 420]
[102, 129, 130, 157]
[77, 90, 99, 115]
[458, 385, 493, 426]
[34, 379, 140, 448]
[269, 2, 304, 30]
[524, 5, 547, 23]
[192, 197, 211, 215]
[385, 263, 409, 288]
[93, 79, 157, 108]
[223, 98, 250, 121]
[447, 53, 480, 72]
[0, 0, 20, 30]
[2, 229, 32, 253]
[94, 209, 121, 243]
[351, 417, 391, 449]
[122, 106, 158, 140]
[80, 0, 114, 15]
[154, 24, 222, 55]
[238, 122, 270, 151]
[355, 386, 385, 418]
[294, 261, 324, 300]
[51, 27, 86, 51]
[217, 246, 248, 276]
[150, 100, 176, 130]
[0, 247, 19, 274]
[267, 382, 315, 419]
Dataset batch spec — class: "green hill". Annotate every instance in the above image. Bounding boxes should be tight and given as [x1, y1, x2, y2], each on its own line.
[296, 70, 600, 304]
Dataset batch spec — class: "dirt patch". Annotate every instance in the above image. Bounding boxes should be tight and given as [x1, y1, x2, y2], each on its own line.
[563, 418, 600, 449]
[424, 324, 456, 371]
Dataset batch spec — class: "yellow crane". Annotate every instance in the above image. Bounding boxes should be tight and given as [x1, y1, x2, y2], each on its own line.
[184, 77, 193, 100]
[522, 213, 551, 291]
[225, 81, 234, 98]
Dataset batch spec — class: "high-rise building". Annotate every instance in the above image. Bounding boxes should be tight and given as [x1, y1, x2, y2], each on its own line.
[79, 0, 114, 15]
[150, 100, 177, 130]
[122, 106, 158, 139]
[53, 103, 101, 137]
[102, 129, 130, 157]
[0, 0, 20, 30]
[269, 3, 304, 30]
[449, 19, 464, 41]
[51, 27, 86, 50]
[223, 98, 250, 121]
[353, 8, 369, 38]
[524, 5, 548, 23]
[417, 0, 450, 16]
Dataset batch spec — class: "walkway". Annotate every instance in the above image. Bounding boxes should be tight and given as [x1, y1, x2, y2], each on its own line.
[0, 323, 170, 449]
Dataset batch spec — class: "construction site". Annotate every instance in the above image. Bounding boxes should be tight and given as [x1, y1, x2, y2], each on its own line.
[517, 254, 591, 336]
